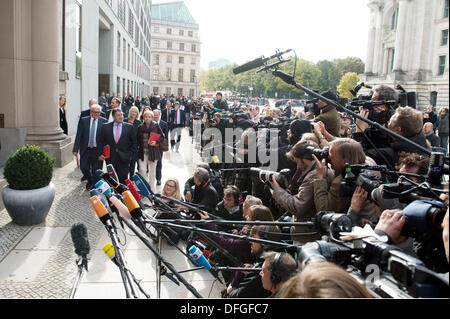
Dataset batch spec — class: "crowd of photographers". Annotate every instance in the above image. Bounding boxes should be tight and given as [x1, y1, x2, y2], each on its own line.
[157, 84, 449, 299]
[94, 87, 448, 298]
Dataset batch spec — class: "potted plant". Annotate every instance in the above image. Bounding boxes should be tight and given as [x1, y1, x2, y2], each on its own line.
[2, 145, 55, 226]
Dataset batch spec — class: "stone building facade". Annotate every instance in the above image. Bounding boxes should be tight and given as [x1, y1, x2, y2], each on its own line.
[150, 1, 201, 98]
[361, 0, 449, 110]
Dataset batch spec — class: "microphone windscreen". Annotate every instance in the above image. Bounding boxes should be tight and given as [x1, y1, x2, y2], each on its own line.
[132, 174, 150, 197]
[109, 196, 132, 219]
[122, 191, 142, 219]
[189, 245, 211, 270]
[125, 179, 142, 202]
[102, 243, 116, 260]
[71, 223, 90, 257]
[90, 195, 110, 223]
[90, 188, 109, 208]
[232, 57, 264, 75]
[95, 180, 112, 197]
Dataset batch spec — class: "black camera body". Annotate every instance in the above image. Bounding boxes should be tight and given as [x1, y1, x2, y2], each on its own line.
[339, 164, 381, 199]
[305, 145, 330, 161]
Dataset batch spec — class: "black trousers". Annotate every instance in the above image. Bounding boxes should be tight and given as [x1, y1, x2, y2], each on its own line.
[80, 148, 103, 187]
[156, 159, 162, 182]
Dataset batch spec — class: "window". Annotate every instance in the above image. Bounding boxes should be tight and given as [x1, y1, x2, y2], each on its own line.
[179, 29, 184, 36]
[167, 41, 172, 49]
[178, 69, 184, 82]
[153, 54, 159, 65]
[153, 87, 159, 94]
[178, 88, 183, 96]
[179, 56, 184, 64]
[117, 32, 121, 66]
[153, 25, 159, 33]
[75, 2, 82, 78]
[166, 87, 171, 95]
[441, 29, 448, 46]
[391, 7, 398, 30]
[190, 70, 196, 83]
[389, 48, 395, 72]
[430, 91, 438, 107]
[438, 55, 446, 75]
[167, 55, 172, 63]
[191, 57, 196, 65]
[167, 28, 172, 34]
[123, 39, 126, 70]
[153, 40, 160, 48]
[191, 44, 196, 53]
[166, 68, 172, 81]
[117, 76, 121, 95]
[188, 30, 193, 37]
[153, 69, 159, 81]
[190, 88, 195, 97]
[445, 0, 449, 18]
[179, 43, 184, 51]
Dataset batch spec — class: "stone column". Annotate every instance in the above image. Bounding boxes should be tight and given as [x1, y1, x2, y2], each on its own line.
[26, 0, 73, 166]
[0, 0, 72, 167]
[364, 1, 379, 75]
[393, 0, 409, 75]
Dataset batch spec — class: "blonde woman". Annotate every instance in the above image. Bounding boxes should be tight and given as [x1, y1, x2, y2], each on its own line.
[127, 106, 141, 177]
[137, 111, 164, 192]
[161, 178, 183, 203]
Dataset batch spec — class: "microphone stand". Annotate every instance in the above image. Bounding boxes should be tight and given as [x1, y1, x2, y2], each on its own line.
[69, 256, 87, 299]
[116, 212, 203, 298]
[103, 218, 140, 298]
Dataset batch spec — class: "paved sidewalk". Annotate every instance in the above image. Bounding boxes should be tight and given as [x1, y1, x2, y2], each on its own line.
[0, 129, 224, 299]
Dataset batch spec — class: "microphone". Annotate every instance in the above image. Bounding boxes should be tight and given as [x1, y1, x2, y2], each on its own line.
[188, 245, 212, 270]
[89, 188, 109, 210]
[125, 179, 145, 209]
[122, 190, 153, 237]
[102, 242, 119, 267]
[232, 49, 292, 75]
[132, 174, 151, 198]
[106, 164, 120, 185]
[95, 180, 132, 219]
[70, 223, 90, 271]
[96, 169, 128, 194]
[90, 195, 121, 242]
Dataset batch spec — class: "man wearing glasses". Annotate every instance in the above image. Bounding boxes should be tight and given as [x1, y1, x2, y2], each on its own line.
[73, 104, 108, 190]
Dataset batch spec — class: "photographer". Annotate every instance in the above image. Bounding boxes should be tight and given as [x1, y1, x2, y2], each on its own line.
[312, 138, 377, 224]
[185, 163, 223, 201]
[369, 106, 429, 168]
[210, 92, 228, 111]
[187, 167, 219, 212]
[309, 91, 341, 137]
[214, 185, 244, 222]
[269, 141, 334, 244]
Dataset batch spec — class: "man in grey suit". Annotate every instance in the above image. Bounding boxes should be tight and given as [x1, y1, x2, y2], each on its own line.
[73, 104, 108, 190]
[97, 109, 137, 184]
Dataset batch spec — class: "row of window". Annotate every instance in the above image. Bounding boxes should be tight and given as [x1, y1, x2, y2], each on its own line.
[152, 54, 197, 66]
[117, 31, 150, 79]
[116, 76, 148, 98]
[153, 25, 195, 38]
[152, 69, 197, 83]
[152, 40, 198, 53]
[152, 87, 196, 98]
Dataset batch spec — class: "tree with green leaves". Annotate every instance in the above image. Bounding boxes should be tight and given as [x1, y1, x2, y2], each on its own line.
[337, 72, 362, 99]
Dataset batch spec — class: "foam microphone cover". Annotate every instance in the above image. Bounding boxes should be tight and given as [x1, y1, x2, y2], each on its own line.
[132, 174, 150, 197]
[109, 196, 132, 219]
[125, 179, 142, 202]
[90, 195, 110, 225]
[71, 223, 90, 257]
[122, 191, 142, 219]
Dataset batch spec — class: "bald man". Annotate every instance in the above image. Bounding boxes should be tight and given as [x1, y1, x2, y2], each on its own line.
[423, 122, 440, 148]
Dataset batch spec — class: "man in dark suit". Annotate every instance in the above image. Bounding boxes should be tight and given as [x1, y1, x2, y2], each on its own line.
[161, 100, 172, 123]
[59, 104, 68, 135]
[106, 97, 128, 123]
[80, 98, 106, 119]
[73, 104, 108, 190]
[153, 109, 168, 186]
[98, 92, 108, 113]
[97, 108, 137, 184]
[169, 101, 186, 152]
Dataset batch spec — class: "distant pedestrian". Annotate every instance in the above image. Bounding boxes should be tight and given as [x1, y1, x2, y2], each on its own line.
[59, 96, 68, 135]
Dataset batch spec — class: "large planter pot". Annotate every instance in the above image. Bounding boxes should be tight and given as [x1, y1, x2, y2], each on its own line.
[2, 183, 55, 226]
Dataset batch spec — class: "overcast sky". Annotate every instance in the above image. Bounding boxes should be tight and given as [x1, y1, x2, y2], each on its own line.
[153, 0, 371, 70]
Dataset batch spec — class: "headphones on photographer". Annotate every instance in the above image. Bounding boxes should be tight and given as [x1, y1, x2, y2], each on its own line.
[270, 252, 283, 286]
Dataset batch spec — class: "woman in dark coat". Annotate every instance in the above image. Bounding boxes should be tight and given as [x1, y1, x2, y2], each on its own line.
[137, 110, 164, 192]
